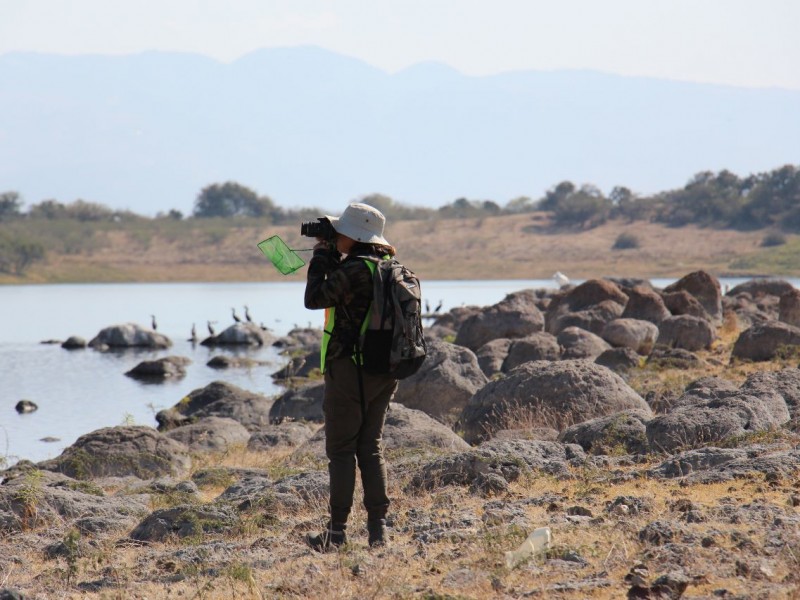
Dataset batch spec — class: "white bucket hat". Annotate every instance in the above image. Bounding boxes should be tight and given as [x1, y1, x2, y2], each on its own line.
[326, 203, 390, 245]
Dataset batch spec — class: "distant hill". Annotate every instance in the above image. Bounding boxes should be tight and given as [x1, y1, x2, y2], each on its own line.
[1, 46, 798, 215]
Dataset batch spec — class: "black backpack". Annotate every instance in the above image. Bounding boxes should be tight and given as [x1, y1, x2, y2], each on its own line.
[358, 256, 427, 379]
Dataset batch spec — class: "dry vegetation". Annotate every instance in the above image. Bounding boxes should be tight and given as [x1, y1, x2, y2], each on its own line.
[2, 213, 788, 284]
[3, 327, 800, 598]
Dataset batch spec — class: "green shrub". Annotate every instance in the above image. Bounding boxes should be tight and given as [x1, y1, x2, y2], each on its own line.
[612, 232, 640, 250]
[761, 231, 787, 247]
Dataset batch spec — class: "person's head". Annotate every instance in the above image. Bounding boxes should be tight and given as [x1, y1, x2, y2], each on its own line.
[327, 203, 393, 255]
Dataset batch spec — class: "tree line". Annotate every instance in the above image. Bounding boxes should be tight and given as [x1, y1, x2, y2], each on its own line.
[1, 164, 798, 275]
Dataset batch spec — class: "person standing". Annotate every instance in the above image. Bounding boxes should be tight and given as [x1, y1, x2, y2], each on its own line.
[303, 203, 398, 550]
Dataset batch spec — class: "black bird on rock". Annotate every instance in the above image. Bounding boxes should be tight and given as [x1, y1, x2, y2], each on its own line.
[232, 307, 242, 323]
[207, 320, 216, 335]
[244, 305, 253, 323]
[150, 314, 158, 330]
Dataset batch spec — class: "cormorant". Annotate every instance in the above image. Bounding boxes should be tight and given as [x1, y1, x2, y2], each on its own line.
[244, 305, 253, 323]
[232, 307, 242, 323]
[150, 315, 157, 330]
[207, 320, 216, 335]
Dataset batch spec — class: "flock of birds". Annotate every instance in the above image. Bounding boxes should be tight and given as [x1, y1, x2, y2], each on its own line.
[148, 305, 270, 343]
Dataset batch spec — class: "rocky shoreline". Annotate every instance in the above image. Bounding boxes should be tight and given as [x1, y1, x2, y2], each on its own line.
[2, 271, 800, 598]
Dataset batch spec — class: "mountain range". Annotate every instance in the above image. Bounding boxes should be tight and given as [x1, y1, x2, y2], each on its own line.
[1, 46, 798, 215]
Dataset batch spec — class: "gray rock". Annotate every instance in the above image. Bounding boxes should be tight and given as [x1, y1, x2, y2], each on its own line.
[646, 391, 789, 453]
[557, 326, 612, 360]
[620, 286, 671, 325]
[125, 355, 190, 380]
[740, 368, 800, 420]
[647, 347, 704, 369]
[61, 335, 87, 349]
[88, 323, 171, 349]
[164, 416, 251, 452]
[732, 321, 800, 361]
[426, 305, 482, 341]
[475, 338, 512, 378]
[779, 289, 800, 327]
[656, 315, 716, 351]
[545, 279, 628, 336]
[270, 351, 321, 379]
[407, 439, 586, 491]
[156, 381, 275, 432]
[663, 270, 722, 323]
[213, 472, 323, 515]
[558, 409, 651, 455]
[207, 355, 270, 369]
[454, 290, 544, 351]
[394, 338, 488, 425]
[727, 278, 795, 299]
[503, 332, 561, 370]
[650, 446, 800, 483]
[293, 403, 470, 461]
[0, 468, 149, 533]
[272, 327, 322, 353]
[661, 289, 712, 323]
[601, 318, 659, 355]
[130, 503, 240, 542]
[38, 425, 191, 480]
[201, 322, 273, 346]
[458, 360, 650, 444]
[648, 447, 749, 478]
[595, 347, 641, 373]
[268, 381, 325, 423]
[247, 422, 319, 451]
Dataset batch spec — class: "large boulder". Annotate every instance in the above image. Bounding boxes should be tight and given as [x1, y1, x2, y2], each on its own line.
[38, 426, 191, 480]
[731, 321, 800, 362]
[130, 504, 240, 542]
[663, 270, 722, 323]
[268, 382, 325, 423]
[247, 422, 319, 451]
[88, 323, 171, 349]
[620, 286, 671, 325]
[656, 315, 715, 351]
[503, 333, 561, 370]
[164, 416, 251, 453]
[779, 289, 800, 328]
[394, 338, 488, 425]
[0, 469, 149, 533]
[558, 409, 651, 455]
[661, 290, 710, 321]
[201, 322, 273, 346]
[454, 290, 544, 351]
[739, 368, 800, 422]
[557, 326, 611, 360]
[407, 439, 586, 492]
[595, 347, 641, 373]
[646, 389, 790, 453]
[292, 403, 470, 461]
[545, 279, 628, 336]
[125, 356, 190, 380]
[475, 338, 513, 378]
[426, 306, 482, 340]
[458, 360, 651, 444]
[727, 278, 795, 299]
[156, 381, 275, 432]
[601, 318, 659, 355]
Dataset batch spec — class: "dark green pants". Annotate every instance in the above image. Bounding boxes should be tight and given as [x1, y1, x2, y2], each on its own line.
[323, 357, 398, 525]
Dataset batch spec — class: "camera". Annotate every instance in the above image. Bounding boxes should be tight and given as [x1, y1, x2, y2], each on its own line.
[300, 217, 336, 240]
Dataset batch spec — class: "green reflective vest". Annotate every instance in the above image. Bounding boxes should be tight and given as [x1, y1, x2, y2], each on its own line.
[319, 259, 377, 373]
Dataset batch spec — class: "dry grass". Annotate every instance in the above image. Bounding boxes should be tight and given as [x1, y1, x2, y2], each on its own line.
[1, 213, 786, 284]
[3, 399, 800, 600]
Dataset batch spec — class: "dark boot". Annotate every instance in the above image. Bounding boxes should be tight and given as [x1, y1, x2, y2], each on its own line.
[305, 523, 347, 552]
[367, 519, 387, 548]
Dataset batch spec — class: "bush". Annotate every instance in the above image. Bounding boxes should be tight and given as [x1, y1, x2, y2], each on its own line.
[761, 231, 787, 247]
[0, 233, 46, 275]
[612, 232, 641, 250]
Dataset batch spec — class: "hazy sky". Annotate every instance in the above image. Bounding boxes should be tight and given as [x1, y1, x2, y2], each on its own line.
[1, 0, 799, 90]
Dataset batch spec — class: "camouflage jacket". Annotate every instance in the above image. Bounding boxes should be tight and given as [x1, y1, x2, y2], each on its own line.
[304, 243, 380, 362]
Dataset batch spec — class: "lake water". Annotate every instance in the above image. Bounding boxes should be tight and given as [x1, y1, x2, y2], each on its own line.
[0, 276, 786, 466]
